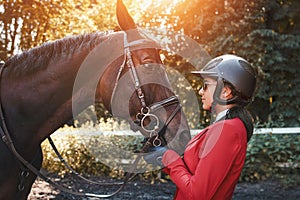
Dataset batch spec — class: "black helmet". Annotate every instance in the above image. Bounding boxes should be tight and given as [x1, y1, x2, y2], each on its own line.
[192, 54, 257, 106]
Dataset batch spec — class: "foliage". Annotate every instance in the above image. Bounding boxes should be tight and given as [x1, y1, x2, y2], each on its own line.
[42, 120, 148, 178]
[41, 123, 300, 183]
[42, 133, 143, 177]
[1, 0, 299, 189]
[196, 0, 300, 127]
[1, 0, 300, 126]
[0, 0, 117, 60]
[1, 0, 59, 57]
[241, 133, 300, 182]
[140, 0, 300, 127]
[247, 29, 300, 126]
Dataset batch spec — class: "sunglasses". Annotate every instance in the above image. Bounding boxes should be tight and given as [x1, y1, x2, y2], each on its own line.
[202, 82, 217, 90]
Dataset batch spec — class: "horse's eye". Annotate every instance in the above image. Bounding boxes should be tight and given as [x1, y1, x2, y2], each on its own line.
[143, 63, 157, 69]
[143, 63, 152, 68]
[142, 59, 154, 64]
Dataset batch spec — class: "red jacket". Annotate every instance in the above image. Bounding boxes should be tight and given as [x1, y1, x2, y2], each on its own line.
[162, 118, 247, 200]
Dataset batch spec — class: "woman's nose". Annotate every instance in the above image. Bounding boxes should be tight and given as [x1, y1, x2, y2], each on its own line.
[199, 87, 204, 96]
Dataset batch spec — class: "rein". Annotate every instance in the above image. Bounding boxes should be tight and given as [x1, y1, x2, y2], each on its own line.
[0, 62, 149, 198]
[0, 31, 181, 198]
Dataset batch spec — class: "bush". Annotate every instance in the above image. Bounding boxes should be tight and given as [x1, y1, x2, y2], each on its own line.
[41, 123, 300, 182]
[42, 133, 146, 178]
[241, 133, 300, 182]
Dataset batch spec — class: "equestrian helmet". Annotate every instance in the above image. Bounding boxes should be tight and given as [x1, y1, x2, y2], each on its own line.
[192, 54, 257, 104]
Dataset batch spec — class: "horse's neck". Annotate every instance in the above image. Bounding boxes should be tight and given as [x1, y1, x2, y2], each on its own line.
[2, 32, 125, 145]
[2, 58, 83, 144]
[2, 54, 86, 145]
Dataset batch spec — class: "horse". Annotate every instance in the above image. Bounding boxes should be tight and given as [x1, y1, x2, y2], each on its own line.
[0, 0, 191, 199]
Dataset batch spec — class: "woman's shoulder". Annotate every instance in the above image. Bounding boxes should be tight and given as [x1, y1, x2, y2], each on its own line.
[208, 118, 247, 141]
[213, 118, 244, 130]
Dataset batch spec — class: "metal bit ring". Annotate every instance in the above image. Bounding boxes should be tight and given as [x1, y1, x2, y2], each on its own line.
[152, 137, 162, 147]
[141, 114, 159, 133]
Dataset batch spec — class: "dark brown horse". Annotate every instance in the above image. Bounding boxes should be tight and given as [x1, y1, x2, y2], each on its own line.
[0, 0, 191, 199]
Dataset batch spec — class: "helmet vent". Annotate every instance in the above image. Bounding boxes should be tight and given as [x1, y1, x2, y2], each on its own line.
[203, 58, 223, 70]
[239, 60, 256, 76]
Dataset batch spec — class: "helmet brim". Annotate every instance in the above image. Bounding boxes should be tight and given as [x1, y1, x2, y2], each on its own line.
[191, 71, 218, 78]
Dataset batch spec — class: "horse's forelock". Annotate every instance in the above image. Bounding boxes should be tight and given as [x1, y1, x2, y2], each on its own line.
[5, 32, 107, 77]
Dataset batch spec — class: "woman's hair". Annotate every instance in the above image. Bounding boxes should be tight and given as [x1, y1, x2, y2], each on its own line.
[226, 106, 254, 142]
[223, 80, 251, 107]
[224, 82, 254, 142]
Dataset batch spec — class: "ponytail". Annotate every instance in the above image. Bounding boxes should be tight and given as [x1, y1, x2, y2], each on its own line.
[225, 106, 254, 142]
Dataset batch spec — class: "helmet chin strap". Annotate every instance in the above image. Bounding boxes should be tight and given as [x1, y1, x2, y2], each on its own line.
[211, 78, 239, 111]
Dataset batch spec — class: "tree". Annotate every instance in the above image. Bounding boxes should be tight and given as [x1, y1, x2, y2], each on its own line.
[1, 0, 63, 59]
[1, 0, 299, 126]
[0, 0, 118, 61]
[248, 0, 300, 126]
[140, 0, 300, 127]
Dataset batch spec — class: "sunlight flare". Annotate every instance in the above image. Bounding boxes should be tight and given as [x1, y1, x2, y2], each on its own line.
[137, 0, 183, 11]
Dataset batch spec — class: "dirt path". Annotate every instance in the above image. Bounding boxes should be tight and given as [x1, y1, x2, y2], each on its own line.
[28, 174, 300, 200]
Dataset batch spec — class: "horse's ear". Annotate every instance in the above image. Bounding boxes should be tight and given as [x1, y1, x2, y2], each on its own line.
[116, 0, 137, 31]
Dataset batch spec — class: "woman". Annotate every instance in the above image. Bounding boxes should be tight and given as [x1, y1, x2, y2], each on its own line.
[145, 54, 257, 199]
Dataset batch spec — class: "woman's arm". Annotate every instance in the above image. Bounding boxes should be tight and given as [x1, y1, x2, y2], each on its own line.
[162, 120, 246, 199]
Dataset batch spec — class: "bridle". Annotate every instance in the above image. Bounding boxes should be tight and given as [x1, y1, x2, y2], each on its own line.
[110, 33, 181, 147]
[0, 32, 181, 198]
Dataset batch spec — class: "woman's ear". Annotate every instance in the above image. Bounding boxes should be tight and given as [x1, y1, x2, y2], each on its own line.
[222, 86, 233, 100]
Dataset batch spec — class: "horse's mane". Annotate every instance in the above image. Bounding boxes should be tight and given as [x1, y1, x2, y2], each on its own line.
[4, 31, 111, 77]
